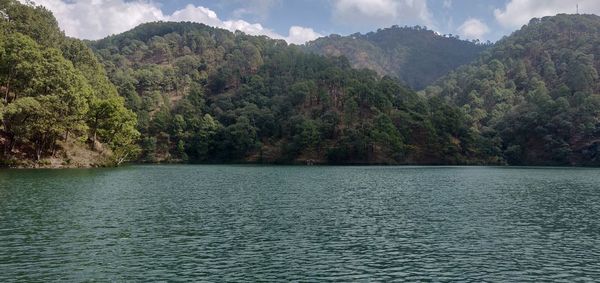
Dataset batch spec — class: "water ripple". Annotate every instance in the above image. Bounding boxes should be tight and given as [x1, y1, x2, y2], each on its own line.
[1, 166, 600, 281]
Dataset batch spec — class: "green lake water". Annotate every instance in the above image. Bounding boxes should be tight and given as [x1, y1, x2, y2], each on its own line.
[1, 165, 599, 281]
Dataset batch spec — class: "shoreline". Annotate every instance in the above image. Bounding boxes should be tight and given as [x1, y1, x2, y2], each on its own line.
[4, 161, 600, 169]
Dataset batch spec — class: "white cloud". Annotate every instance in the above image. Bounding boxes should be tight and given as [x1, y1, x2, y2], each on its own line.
[27, 0, 164, 40]
[457, 18, 489, 40]
[222, 20, 279, 38]
[494, 0, 600, 28]
[332, 0, 435, 29]
[20, 0, 320, 44]
[286, 26, 323, 44]
[167, 4, 222, 27]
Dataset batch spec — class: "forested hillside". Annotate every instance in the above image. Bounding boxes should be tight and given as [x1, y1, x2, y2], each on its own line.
[3, 0, 599, 167]
[424, 14, 600, 165]
[91, 22, 493, 165]
[0, 0, 139, 167]
[305, 26, 489, 89]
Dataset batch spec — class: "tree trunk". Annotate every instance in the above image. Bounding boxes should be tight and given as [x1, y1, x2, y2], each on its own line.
[4, 134, 14, 156]
[116, 152, 129, 166]
[92, 129, 97, 150]
[35, 143, 42, 161]
[51, 144, 57, 157]
[91, 116, 99, 150]
[35, 134, 47, 161]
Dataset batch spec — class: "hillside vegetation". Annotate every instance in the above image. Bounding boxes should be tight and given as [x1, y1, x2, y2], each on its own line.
[91, 22, 491, 164]
[305, 26, 489, 89]
[2, 0, 600, 167]
[424, 14, 600, 165]
[0, 0, 139, 167]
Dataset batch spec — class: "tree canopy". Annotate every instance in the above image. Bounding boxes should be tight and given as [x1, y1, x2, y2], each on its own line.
[423, 14, 600, 165]
[0, 0, 139, 166]
[3, 2, 599, 167]
[91, 22, 491, 164]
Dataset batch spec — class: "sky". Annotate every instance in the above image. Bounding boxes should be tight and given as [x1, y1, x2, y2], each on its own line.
[23, 0, 600, 44]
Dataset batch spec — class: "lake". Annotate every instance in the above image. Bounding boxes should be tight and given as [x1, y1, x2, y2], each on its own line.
[1, 165, 599, 281]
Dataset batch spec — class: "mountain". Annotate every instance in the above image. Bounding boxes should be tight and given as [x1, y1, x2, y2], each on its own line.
[90, 22, 491, 165]
[4, 1, 599, 167]
[0, 0, 139, 167]
[424, 14, 600, 165]
[305, 26, 489, 90]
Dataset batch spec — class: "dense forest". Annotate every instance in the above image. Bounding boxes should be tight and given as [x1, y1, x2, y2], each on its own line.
[305, 26, 489, 89]
[0, 0, 138, 167]
[1, 0, 599, 167]
[91, 22, 489, 165]
[424, 14, 600, 165]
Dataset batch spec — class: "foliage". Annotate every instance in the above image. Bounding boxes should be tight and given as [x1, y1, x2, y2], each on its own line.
[424, 14, 600, 165]
[92, 22, 489, 164]
[4, 2, 598, 166]
[0, 0, 139, 165]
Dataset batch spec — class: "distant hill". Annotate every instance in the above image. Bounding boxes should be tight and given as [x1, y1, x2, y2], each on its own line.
[305, 26, 489, 89]
[90, 22, 491, 165]
[424, 14, 600, 165]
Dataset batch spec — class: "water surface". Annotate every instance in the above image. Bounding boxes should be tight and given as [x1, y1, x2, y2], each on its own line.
[1, 166, 599, 281]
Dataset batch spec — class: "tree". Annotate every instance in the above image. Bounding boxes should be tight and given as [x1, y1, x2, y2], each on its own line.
[0, 32, 43, 103]
[87, 95, 136, 149]
[296, 119, 320, 150]
[0, 0, 139, 165]
[2, 97, 40, 155]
